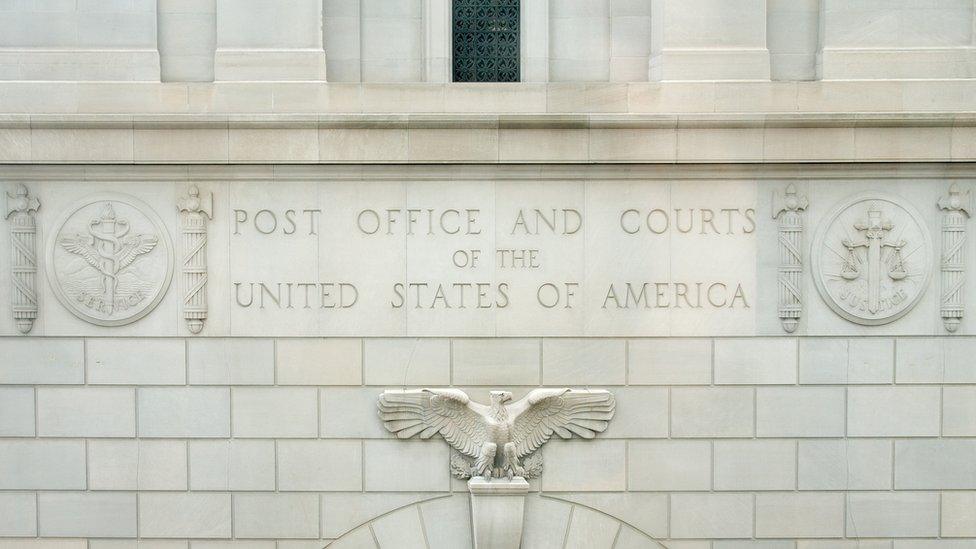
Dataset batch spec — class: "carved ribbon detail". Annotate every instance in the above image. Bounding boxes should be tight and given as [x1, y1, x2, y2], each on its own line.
[938, 184, 971, 333]
[4, 184, 40, 334]
[772, 184, 808, 333]
[178, 186, 213, 334]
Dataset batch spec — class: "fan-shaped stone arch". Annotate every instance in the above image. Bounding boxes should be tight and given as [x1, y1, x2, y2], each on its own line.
[323, 492, 669, 548]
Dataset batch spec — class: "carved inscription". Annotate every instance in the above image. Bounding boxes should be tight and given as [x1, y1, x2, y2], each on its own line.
[47, 193, 173, 327]
[229, 193, 756, 332]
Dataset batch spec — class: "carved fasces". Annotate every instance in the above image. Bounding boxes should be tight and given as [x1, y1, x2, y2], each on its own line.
[178, 186, 214, 334]
[812, 192, 932, 326]
[47, 193, 173, 327]
[4, 184, 40, 334]
[938, 184, 971, 332]
[772, 183, 808, 333]
[377, 388, 615, 480]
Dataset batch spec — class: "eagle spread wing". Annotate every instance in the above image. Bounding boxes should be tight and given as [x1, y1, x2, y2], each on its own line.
[116, 234, 158, 270]
[508, 388, 615, 459]
[59, 235, 102, 271]
[377, 389, 490, 459]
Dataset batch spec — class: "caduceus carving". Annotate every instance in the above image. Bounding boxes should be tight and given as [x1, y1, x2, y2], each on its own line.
[58, 203, 158, 313]
[378, 388, 615, 479]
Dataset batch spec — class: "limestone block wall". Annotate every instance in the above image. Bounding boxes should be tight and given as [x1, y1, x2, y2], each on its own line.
[0, 335, 975, 547]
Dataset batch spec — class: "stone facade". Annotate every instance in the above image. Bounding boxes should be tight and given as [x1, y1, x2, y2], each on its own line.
[2, 0, 976, 547]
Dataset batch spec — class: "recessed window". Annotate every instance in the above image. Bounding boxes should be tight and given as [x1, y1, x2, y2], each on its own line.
[452, 0, 520, 82]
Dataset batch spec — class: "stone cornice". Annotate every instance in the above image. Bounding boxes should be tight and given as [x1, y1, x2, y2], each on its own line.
[0, 80, 974, 115]
[1, 80, 974, 164]
[2, 163, 975, 181]
[0, 112, 973, 164]
[2, 112, 975, 129]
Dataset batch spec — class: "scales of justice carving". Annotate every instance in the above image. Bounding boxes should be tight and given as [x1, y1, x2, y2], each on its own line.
[772, 184, 808, 333]
[812, 192, 932, 326]
[178, 186, 213, 334]
[379, 388, 615, 549]
[938, 184, 971, 332]
[47, 193, 173, 327]
[4, 185, 40, 334]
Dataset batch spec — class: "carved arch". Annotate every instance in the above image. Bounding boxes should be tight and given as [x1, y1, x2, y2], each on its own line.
[323, 493, 668, 548]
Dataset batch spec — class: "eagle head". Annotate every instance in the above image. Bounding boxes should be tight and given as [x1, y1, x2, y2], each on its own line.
[489, 390, 513, 405]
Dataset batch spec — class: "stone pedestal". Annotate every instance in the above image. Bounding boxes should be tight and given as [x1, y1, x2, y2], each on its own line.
[818, 0, 976, 79]
[214, 0, 327, 81]
[649, 0, 770, 81]
[468, 477, 529, 549]
[0, 1, 159, 81]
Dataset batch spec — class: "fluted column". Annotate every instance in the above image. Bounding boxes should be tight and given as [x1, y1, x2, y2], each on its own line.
[649, 0, 770, 81]
[214, 0, 327, 81]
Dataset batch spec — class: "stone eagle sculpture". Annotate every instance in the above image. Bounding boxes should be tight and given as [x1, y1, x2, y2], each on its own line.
[377, 388, 615, 480]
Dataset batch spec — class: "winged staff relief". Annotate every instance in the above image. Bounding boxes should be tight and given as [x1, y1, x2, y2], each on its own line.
[46, 193, 173, 327]
[58, 203, 159, 312]
[378, 388, 615, 480]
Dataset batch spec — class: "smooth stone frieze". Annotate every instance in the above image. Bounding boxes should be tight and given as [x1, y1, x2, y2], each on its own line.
[46, 193, 173, 327]
[772, 184, 808, 333]
[178, 186, 213, 334]
[939, 184, 971, 333]
[4, 184, 40, 334]
[377, 388, 615, 480]
[812, 192, 932, 326]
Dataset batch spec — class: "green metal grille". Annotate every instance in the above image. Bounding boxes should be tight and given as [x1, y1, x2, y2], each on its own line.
[453, 0, 520, 82]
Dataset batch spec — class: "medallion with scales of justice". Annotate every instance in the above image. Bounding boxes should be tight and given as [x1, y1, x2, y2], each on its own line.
[812, 192, 932, 326]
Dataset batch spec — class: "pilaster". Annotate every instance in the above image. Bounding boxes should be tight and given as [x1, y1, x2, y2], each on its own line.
[521, 0, 549, 82]
[425, 0, 452, 82]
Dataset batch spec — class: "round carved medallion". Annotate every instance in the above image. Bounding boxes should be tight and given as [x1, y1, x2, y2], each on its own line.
[47, 193, 173, 326]
[811, 192, 932, 326]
